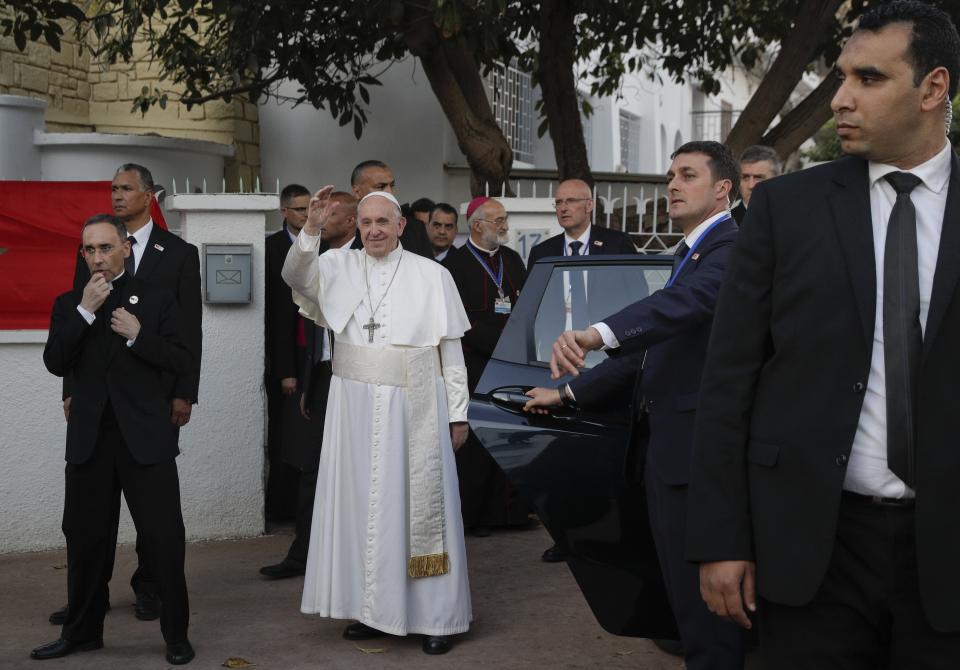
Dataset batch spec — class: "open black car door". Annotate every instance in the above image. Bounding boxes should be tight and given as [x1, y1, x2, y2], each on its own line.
[469, 254, 680, 640]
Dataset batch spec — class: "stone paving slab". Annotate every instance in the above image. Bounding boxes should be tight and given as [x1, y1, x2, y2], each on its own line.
[0, 525, 685, 669]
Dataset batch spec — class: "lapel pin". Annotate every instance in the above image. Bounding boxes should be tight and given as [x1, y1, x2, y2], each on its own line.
[692, 253, 701, 260]
[593, 240, 603, 247]
[129, 295, 139, 305]
[154, 243, 164, 252]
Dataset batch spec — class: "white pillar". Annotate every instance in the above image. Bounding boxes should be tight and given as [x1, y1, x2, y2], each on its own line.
[165, 193, 278, 542]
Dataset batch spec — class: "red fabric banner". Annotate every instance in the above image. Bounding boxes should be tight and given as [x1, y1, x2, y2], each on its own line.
[0, 181, 167, 330]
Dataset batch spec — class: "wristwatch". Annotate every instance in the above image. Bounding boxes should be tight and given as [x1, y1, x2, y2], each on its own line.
[559, 383, 577, 407]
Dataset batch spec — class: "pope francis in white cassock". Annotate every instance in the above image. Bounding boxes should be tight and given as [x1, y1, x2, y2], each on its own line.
[281, 187, 472, 655]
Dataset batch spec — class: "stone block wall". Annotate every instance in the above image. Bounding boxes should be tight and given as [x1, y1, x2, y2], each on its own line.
[0, 22, 259, 189]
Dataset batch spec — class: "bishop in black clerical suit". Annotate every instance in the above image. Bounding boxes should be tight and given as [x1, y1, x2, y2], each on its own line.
[36, 215, 194, 664]
[443, 196, 530, 532]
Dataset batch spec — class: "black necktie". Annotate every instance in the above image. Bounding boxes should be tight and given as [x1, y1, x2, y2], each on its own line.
[883, 171, 923, 488]
[568, 241, 588, 329]
[671, 240, 689, 278]
[124, 236, 137, 277]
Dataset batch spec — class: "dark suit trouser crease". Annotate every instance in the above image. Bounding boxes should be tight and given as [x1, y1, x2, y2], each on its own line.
[758, 496, 960, 670]
[286, 469, 318, 565]
[61, 407, 189, 643]
[644, 461, 744, 669]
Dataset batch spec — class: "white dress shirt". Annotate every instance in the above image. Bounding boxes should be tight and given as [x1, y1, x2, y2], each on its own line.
[563, 227, 592, 331]
[845, 141, 951, 499]
[128, 219, 153, 273]
[591, 210, 730, 349]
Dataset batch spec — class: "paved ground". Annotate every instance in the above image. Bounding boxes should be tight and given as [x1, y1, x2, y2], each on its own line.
[1, 524, 686, 669]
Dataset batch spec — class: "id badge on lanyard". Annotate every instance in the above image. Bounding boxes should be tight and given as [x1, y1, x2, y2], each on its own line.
[494, 294, 512, 315]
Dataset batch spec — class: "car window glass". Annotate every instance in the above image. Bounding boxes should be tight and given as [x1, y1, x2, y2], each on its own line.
[532, 264, 670, 368]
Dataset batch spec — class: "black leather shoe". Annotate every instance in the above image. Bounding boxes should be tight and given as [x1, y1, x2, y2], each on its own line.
[134, 592, 161, 621]
[342, 622, 386, 640]
[165, 639, 195, 665]
[259, 558, 306, 579]
[541, 543, 568, 563]
[422, 635, 451, 655]
[47, 605, 69, 626]
[470, 525, 491, 538]
[31, 637, 103, 660]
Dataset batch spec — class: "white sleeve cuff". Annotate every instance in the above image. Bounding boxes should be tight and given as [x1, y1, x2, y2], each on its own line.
[76, 304, 96, 325]
[126, 338, 136, 347]
[591, 322, 619, 350]
[297, 230, 322, 251]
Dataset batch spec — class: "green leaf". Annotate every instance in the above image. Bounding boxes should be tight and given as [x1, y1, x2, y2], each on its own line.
[353, 115, 363, 140]
[359, 84, 369, 104]
[43, 24, 62, 51]
[338, 110, 351, 127]
[14, 29, 26, 51]
[537, 117, 549, 138]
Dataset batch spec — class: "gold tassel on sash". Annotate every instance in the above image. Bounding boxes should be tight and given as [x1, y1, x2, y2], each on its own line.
[408, 552, 450, 578]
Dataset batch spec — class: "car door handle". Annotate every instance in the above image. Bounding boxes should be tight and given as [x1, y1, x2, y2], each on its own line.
[490, 387, 535, 409]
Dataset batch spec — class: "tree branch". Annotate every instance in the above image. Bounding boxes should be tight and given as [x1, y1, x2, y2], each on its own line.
[762, 70, 840, 158]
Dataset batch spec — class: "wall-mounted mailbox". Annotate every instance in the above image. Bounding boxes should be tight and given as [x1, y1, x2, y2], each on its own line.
[203, 244, 252, 303]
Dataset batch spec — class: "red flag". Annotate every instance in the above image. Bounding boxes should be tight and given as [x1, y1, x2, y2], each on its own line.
[0, 181, 167, 330]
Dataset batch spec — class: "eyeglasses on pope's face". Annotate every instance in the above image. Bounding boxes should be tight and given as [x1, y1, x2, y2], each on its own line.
[284, 206, 309, 214]
[553, 197, 592, 209]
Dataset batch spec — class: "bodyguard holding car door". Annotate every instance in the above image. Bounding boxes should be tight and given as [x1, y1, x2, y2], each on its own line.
[527, 141, 743, 669]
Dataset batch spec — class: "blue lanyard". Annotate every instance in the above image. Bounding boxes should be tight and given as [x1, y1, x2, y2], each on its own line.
[466, 240, 505, 297]
[665, 214, 731, 288]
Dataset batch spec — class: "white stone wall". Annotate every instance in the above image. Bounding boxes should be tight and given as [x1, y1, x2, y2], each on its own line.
[0, 193, 276, 554]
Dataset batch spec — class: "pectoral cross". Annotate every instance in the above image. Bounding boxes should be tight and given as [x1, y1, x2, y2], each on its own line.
[362, 317, 382, 343]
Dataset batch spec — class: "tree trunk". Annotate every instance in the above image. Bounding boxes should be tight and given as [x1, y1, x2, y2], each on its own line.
[537, 0, 593, 185]
[762, 71, 840, 159]
[402, 9, 514, 196]
[725, 0, 844, 156]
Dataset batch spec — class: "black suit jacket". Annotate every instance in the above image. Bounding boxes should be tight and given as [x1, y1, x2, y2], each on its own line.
[443, 241, 527, 391]
[70, 224, 202, 403]
[686, 155, 960, 631]
[44, 277, 192, 465]
[569, 218, 738, 485]
[527, 224, 637, 265]
[730, 201, 747, 225]
[265, 226, 300, 380]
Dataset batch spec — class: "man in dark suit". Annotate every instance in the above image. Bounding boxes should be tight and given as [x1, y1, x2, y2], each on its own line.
[527, 179, 639, 562]
[260, 189, 359, 578]
[350, 160, 433, 258]
[51, 164, 202, 626]
[686, 4, 960, 667]
[263, 184, 311, 528]
[528, 178, 637, 265]
[444, 196, 530, 535]
[427, 202, 458, 262]
[730, 145, 782, 225]
[530, 141, 743, 669]
[34, 214, 194, 664]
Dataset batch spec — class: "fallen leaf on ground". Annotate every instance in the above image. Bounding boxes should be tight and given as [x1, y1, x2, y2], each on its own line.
[615, 650, 634, 656]
[354, 646, 387, 654]
[51, 564, 67, 570]
[222, 657, 255, 668]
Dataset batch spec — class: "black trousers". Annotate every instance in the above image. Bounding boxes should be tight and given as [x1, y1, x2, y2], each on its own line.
[645, 464, 745, 670]
[61, 407, 189, 643]
[285, 469, 318, 565]
[759, 494, 960, 669]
